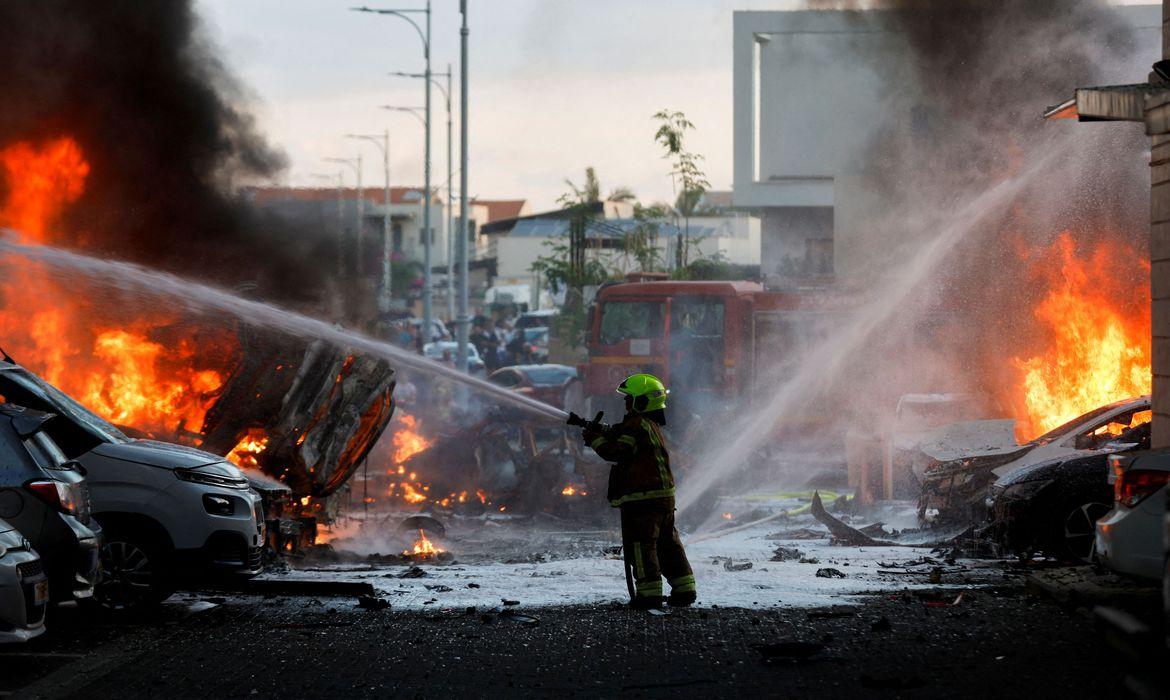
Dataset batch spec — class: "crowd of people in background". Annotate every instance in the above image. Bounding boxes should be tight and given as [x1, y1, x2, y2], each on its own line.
[387, 314, 542, 372]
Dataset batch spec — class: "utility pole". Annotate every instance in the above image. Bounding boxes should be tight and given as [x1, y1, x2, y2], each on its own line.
[445, 64, 454, 324]
[346, 131, 394, 312]
[351, 2, 432, 337]
[456, 0, 470, 373]
[388, 67, 454, 323]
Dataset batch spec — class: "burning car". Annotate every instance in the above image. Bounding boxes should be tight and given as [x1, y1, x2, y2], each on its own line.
[987, 435, 1147, 562]
[0, 359, 264, 607]
[919, 396, 1150, 526]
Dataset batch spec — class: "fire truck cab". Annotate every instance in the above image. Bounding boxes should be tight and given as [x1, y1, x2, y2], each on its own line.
[578, 279, 850, 426]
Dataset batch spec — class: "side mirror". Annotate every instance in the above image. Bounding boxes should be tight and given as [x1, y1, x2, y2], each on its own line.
[63, 459, 87, 477]
[1073, 434, 1095, 451]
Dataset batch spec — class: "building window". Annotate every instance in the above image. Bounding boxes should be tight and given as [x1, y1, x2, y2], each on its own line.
[392, 222, 403, 253]
[805, 238, 833, 275]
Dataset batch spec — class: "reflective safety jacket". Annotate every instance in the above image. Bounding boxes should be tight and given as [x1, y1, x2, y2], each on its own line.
[587, 413, 676, 508]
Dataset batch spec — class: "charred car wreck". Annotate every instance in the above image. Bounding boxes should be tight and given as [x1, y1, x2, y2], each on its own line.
[918, 396, 1150, 529]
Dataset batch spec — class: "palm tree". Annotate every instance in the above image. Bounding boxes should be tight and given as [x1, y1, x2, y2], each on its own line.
[562, 166, 635, 205]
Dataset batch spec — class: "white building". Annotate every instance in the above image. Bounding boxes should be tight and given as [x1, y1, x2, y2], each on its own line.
[482, 202, 760, 295]
[731, 7, 1160, 288]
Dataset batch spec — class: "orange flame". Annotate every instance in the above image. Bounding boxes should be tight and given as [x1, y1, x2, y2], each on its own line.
[392, 414, 431, 463]
[404, 529, 442, 558]
[0, 137, 89, 242]
[0, 138, 237, 440]
[227, 429, 270, 470]
[1011, 233, 1151, 440]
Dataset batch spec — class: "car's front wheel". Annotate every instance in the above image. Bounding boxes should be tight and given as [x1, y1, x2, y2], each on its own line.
[93, 530, 175, 610]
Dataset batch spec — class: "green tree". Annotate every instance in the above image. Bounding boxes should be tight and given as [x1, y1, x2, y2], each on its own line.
[654, 110, 711, 270]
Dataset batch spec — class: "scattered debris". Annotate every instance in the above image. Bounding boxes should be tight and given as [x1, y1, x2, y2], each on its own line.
[501, 599, 520, 606]
[398, 567, 428, 579]
[209, 579, 375, 597]
[647, 608, 670, 617]
[356, 595, 390, 611]
[425, 584, 453, 593]
[711, 556, 753, 571]
[769, 546, 803, 562]
[809, 492, 887, 546]
[467, 582, 481, 588]
[869, 616, 892, 631]
[815, 568, 846, 579]
[500, 611, 539, 625]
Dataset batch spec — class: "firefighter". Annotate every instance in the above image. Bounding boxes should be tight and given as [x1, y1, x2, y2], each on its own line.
[582, 374, 696, 609]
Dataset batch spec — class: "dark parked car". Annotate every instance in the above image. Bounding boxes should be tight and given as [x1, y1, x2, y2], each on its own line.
[987, 419, 1149, 562]
[0, 404, 99, 602]
[488, 364, 578, 410]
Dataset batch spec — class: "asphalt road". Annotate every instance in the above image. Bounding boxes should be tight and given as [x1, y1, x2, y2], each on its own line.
[0, 585, 1134, 699]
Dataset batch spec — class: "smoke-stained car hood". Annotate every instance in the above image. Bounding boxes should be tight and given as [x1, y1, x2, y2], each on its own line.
[918, 419, 1023, 462]
[90, 439, 225, 470]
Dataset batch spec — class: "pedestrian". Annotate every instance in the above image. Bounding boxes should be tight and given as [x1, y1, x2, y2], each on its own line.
[579, 374, 696, 610]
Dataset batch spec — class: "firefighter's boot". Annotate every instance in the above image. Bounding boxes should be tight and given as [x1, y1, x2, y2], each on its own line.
[667, 574, 697, 607]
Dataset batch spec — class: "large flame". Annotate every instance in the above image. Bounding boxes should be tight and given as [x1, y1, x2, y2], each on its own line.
[1011, 232, 1151, 440]
[0, 137, 236, 439]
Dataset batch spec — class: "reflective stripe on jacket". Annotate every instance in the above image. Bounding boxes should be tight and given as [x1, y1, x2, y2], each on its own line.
[589, 414, 675, 507]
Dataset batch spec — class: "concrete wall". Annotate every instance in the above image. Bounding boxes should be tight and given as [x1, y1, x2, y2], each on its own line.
[1150, 1, 1170, 447]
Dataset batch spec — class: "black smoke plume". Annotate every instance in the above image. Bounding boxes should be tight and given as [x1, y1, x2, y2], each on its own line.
[0, 0, 327, 302]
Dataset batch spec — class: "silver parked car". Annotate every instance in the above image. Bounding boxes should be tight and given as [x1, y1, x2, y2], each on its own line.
[1095, 448, 1170, 580]
[0, 360, 264, 608]
[0, 518, 47, 643]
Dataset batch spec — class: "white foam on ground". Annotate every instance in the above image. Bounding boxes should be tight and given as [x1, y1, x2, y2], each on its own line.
[268, 522, 994, 611]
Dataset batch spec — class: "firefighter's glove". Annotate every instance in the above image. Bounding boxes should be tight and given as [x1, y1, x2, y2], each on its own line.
[582, 428, 601, 445]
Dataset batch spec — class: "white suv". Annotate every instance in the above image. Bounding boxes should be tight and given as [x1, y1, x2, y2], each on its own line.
[0, 360, 264, 608]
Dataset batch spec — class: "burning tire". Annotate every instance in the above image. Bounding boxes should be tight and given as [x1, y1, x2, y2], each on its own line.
[92, 528, 174, 610]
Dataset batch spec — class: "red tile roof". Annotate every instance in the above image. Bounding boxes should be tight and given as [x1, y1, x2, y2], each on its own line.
[472, 199, 528, 223]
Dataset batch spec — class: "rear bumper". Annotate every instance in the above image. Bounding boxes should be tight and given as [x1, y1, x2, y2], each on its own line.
[1095, 499, 1164, 580]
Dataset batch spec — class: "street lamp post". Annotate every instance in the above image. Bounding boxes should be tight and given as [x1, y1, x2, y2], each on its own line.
[457, 0, 470, 374]
[324, 155, 363, 277]
[346, 131, 393, 313]
[352, 2, 433, 342]
[390, 66, 454, 324]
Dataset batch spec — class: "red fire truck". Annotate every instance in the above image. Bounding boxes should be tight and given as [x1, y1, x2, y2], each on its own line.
[575, 278, 853, 427]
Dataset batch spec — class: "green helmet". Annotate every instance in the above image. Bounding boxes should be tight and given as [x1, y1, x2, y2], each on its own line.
[616, 373, 668, 413]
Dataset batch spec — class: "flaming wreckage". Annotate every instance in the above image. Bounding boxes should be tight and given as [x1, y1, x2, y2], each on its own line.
[125, 327, 398, 547]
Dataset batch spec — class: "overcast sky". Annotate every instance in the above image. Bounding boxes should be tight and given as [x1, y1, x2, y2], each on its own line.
[196, 0, 815, 211]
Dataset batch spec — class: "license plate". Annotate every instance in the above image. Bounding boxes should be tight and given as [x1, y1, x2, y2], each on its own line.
[32, 580, 48, 606]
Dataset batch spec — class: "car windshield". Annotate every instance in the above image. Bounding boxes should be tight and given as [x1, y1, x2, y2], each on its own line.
[523, 329, 547, 341]
[599, 301, 665, 344]
[0, 368, 127, 444]
[525, 366, 575, 385]
[1031, 401, 1142, 445]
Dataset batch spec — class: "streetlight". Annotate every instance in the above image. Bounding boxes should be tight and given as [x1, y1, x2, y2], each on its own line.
[352, 2, 434, 343]
[390, 67, 454, 323]
[346, 131, 393, 313]
[456, 0, 470, 374]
